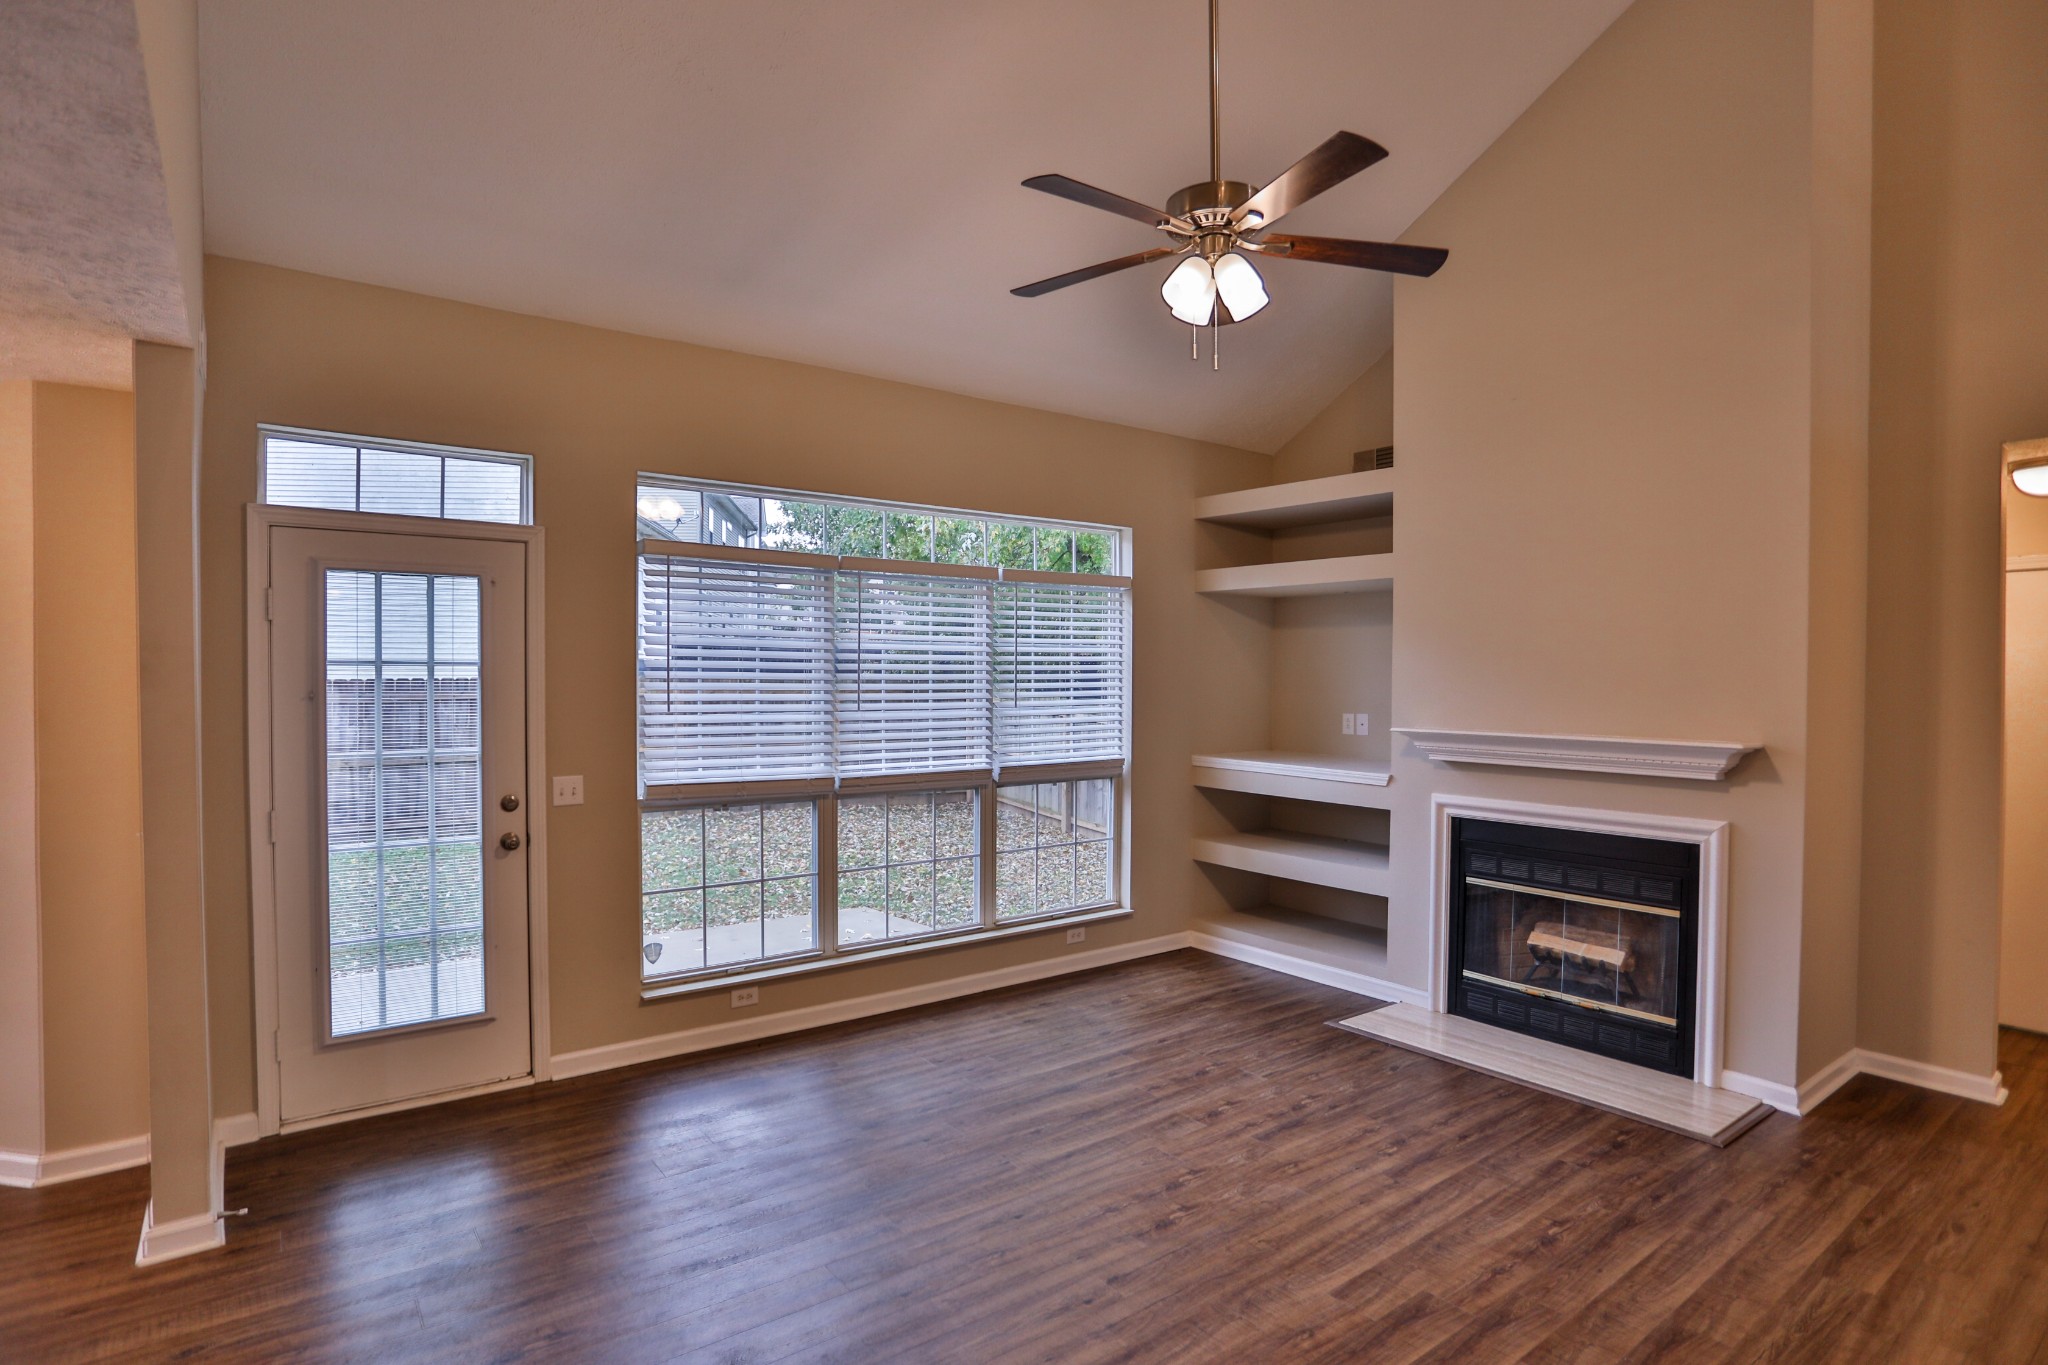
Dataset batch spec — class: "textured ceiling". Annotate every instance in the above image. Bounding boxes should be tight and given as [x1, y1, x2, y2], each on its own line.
[195, 0, 1631, 451]
[0, 0, 189, 387]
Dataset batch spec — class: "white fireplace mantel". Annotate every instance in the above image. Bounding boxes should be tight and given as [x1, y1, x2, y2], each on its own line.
[1393, 728, 1758, 782]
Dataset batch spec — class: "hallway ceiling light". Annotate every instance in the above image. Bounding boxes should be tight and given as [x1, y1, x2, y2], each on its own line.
[2012, 460, 2048, 497]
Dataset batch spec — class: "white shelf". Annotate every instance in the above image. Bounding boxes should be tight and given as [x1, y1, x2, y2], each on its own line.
[1194, 553, 1395, 598]
[1192, 904, 1391, 978]
[1191, 751, 1393, 808]
[1194, 469, 1395, 530]
[1191, 829, 1391, 897]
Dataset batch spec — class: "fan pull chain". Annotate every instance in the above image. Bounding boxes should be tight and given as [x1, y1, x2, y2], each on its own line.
[1190, 324, 1198, 361]
[1212, 312, 1220, 371]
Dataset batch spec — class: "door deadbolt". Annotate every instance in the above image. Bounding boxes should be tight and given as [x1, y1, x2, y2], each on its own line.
[500, 794, 520, 812]
[499, 832, 523, 851]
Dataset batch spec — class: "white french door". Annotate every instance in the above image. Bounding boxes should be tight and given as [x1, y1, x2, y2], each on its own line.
[266, 524, 533, 1124]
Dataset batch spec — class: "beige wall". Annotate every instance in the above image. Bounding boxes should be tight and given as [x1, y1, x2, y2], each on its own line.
[1389, 0, 1852, 1089]
[199, 257, 1268, 1115]
[1860, 0, 2048, 1075]
[0, 383, 41, 1158]
[32, 384, 151, 1151]
[0, 382, 153, 1160]
[1272, 351, 1393, 485]
[1794, 0, 1874, 1081]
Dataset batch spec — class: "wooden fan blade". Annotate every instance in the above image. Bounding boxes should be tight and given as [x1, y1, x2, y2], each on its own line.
[1260, 234, 1448, 277]
[1022, 174, 1189, 230]
[1233, 132, 1389, 230]
[1011, 247, 1181, 298]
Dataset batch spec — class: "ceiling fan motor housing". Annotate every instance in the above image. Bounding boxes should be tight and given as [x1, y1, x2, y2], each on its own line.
[1166, 179, 1255, 221]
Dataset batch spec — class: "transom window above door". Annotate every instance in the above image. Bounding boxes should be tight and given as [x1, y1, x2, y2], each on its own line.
[635, 475, 1132, 993]
[260, 425, 533, 525]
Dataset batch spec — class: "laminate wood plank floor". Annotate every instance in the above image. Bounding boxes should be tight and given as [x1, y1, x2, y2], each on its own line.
[4, 950, 2046, 1363]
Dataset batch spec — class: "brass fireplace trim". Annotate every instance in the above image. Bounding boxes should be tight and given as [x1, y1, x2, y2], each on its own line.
[1463, 875, 1682, 920]
[1460, 968, 1680, 1027]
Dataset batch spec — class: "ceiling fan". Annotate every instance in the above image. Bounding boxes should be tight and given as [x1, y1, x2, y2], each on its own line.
[1011, 0, 1447, 347]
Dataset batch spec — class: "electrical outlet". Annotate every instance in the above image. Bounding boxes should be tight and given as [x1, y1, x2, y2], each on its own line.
[731, 987, 759, 1008]
[552, 775, 584, 806]
[1341, 713, 1356, 736]
[1066, 927, 1086, 944]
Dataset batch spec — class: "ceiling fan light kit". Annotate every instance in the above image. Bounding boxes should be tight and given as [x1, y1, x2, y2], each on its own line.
[1012, 0, 1448, 365]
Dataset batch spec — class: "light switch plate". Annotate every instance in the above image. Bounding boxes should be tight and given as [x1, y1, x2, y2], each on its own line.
[1355, 713, 1370, 735]
[552, 775, 585, 806]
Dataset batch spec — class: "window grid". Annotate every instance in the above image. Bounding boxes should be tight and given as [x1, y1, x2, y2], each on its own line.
[637, 477, 1119, 575]
[325, 569, 485, 1037]
[641, 801, 820, 977]
[996, 779, 1116, 924]
[261, 426, 532, 525]
[836, 790, 981, 948]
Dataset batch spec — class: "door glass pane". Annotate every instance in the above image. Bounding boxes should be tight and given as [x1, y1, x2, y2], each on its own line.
[325, 569, 486, 1037]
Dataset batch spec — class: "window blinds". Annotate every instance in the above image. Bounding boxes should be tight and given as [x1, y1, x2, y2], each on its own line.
[994, 577, 1128, 769]
[638, 545, 1126, 792]
[834, 565, 993, 779]
[637, 553, 836, 786]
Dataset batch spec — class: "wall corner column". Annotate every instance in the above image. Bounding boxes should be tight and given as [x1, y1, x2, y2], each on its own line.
[134, 340, 220, 1264]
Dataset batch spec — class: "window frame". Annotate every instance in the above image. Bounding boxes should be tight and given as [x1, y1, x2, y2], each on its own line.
[259, 424, 535, 525]
[635, 480, 1132, 998]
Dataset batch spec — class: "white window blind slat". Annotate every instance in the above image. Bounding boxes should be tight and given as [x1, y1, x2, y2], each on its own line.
[834, 569, 992, 779]
[994, 580, 1128, 769]
[638, 556, 836, 787]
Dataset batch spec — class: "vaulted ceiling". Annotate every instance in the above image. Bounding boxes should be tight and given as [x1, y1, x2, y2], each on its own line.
[0, 0, 189, 388]
[196, 1, 1631, 451]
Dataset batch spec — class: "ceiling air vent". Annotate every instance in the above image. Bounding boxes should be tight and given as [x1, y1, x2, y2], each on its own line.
[1352, 445, 1394, 472]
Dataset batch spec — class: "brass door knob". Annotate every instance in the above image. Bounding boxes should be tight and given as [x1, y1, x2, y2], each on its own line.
[499, 832, 523, 851]
[500, 794, 520, 812]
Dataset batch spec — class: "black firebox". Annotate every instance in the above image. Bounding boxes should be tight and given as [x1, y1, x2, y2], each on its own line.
[1447, 818, 1699, 1078]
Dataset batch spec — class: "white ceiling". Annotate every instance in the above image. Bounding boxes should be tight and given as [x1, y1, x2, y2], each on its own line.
[195, 1, 1630, 452]
[0, 0, 189, 388]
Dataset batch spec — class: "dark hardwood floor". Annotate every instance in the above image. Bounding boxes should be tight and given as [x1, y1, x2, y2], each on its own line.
[5, 950, 2048, 1363]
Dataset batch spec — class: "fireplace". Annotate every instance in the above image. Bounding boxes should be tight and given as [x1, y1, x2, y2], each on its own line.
[1448, 817, 1699, 1077]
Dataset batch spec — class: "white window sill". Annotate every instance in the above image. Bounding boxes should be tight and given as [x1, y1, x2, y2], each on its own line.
[638, 905, 1134, 1002]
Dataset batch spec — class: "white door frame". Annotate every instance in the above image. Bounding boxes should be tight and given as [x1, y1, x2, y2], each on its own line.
[246, 503, 551, 1137]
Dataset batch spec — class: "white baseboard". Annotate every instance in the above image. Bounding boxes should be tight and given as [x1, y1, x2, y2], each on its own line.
[1720, 1069, 1803, 1115]
[0, 1133, 152, 1188]
[134, 1199, 224, 1267]
[214, 1112, 262, 1148]
[1728, 1046, 2006, 1118]
[40, 1134, 152, 1184]
[1856, 1049, 2008, 1105]
[0, 1149, 40, 1188]
[552, 932, 1194, 1080]
[1185, 930, 1431, 1008]
[1794, 1049, 1863, 1113]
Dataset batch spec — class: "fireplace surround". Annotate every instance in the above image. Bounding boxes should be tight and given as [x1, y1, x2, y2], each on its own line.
[1426, 795, 1730, 1088]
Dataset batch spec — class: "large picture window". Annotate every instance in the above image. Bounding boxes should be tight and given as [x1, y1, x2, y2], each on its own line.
[635, 477, 1129, 987]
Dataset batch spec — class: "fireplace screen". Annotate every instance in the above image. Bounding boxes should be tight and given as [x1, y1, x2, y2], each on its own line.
[1460, 878, 1680, 1027]
[1449, 821, 1697, 1076]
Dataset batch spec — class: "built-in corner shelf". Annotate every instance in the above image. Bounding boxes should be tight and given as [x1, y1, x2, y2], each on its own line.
[1393, 728, 1759, 782]
[1191, 829, 1391, 898]
[1192, 751, 1392, 808]
[1194, 553, 1395, 598]
[1192, 904, 1392, 981]
[1194, 469, 1395, 530]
